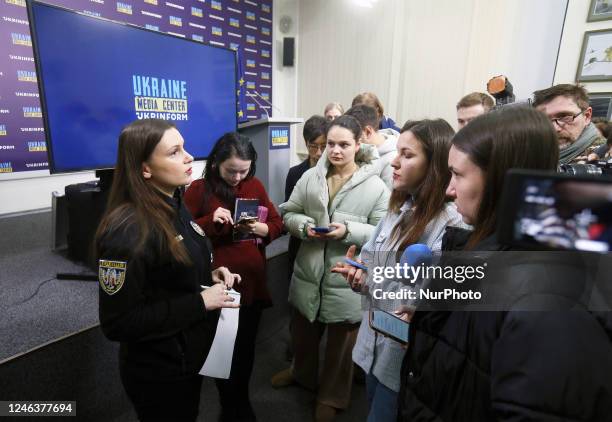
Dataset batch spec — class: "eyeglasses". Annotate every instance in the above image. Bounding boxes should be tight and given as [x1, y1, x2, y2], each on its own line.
[550, 110, 585, 126]
[307, 144, 326, 152]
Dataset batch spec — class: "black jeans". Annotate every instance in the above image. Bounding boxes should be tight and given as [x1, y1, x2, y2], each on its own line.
[215, 302, 263, 421]
[120, 369, 203, 422]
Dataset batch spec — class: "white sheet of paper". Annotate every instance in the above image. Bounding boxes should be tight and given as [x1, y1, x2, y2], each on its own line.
[199, 287, 241, 379]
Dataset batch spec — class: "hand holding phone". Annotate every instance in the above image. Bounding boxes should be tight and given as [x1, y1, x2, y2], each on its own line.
[369, 308, 409, 344]
[312, 226, 331, 233]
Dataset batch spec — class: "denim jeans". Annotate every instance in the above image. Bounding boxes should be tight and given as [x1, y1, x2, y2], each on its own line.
[365, 372, 399, 422]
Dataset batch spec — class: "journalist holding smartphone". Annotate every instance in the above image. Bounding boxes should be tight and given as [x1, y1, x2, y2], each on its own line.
[332, 119, 467, 421]
[398, 107, 612, 421]
[273, 115, 390, 420]
[184, 132, 283, 421]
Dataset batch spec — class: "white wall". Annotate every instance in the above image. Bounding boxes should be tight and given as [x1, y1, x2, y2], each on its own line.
[3, 0, 579, 215]
[272, 0, 301, 165]
[0, 171, 94, 216]
[297, 0, 567, 129]
[554, 0, 612, 92]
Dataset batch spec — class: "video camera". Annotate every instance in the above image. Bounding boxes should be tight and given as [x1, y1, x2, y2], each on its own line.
[559, 159, 612, 176]
[487, 75, 532, 109]
[487, 75, 515, 106]
[498, 169, 612, 252]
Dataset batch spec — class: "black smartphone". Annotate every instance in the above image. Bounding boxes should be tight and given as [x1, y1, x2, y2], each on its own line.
[312, 226, 331, 233]
[369, 308, 409, 344]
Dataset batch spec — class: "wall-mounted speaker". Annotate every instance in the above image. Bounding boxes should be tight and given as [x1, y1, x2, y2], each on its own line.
[279, 15, 292, 34]
[282, 37, 294, 67]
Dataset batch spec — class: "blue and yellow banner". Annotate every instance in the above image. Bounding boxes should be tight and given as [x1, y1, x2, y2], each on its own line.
[0, 0, 273, 173]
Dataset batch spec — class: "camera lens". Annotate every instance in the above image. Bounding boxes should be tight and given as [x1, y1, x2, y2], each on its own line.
[559, 164, 602, 176]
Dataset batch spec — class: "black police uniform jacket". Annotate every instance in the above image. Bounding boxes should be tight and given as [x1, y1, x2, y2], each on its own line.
[97, 193, 219, 381]
[398, 227, 612, 421]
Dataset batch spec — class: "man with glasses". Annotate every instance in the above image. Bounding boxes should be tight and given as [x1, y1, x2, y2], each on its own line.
[533, 84, 605, 165]
[285, 115, 328, 203]
[283, 115, 327, 276]
[277, 114, 328, 366]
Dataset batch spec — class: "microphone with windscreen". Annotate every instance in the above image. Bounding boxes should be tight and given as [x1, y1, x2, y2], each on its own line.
[400, 243, 433, 267]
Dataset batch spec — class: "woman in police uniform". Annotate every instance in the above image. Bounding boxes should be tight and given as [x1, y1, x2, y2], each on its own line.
[95, 119, 240, 422]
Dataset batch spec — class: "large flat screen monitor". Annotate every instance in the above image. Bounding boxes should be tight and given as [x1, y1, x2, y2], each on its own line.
[28, 1, 237, 173]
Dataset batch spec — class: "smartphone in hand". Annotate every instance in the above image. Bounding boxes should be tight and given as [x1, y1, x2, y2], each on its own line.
[369, 308, 409, 344]
[312, 226, 332, 233]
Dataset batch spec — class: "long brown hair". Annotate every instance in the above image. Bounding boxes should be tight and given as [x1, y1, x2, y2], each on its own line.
[95, 119, 190, 264]
[452, 106, 559, 248]
[390, 119, 455, 251]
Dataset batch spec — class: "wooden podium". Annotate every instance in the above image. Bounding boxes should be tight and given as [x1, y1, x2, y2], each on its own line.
[238, 117, 303, 205]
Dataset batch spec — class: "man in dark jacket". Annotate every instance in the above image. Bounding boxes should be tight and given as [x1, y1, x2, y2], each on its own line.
[284, 115, 328, 273]
[398, 227, 612, 421]
[276, 114, 328, 367]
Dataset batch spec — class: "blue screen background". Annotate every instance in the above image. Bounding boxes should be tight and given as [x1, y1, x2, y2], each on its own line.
[31, 3, 237, 173]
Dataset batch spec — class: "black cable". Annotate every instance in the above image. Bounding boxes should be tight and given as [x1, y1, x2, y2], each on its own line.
[56, 272, 98, 281]
[12, 272, 98, 307]
[12, 277, 55, 306]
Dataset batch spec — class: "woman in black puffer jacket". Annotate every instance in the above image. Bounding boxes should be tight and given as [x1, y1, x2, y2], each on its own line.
[398, 107, 612, 421]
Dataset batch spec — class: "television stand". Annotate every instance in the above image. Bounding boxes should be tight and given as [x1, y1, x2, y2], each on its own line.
[55, 169, 114, 280]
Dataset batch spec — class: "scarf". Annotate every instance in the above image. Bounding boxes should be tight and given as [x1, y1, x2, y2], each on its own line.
[559, 122, 601, 165]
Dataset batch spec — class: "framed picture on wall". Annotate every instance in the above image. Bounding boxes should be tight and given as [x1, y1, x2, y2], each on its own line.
[576, 29, 612, 82]
[588, 0, 612, 22]
[589, 92, 612, 119]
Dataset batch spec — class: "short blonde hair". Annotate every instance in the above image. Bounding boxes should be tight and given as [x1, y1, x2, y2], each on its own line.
[323, 102, 344, 116]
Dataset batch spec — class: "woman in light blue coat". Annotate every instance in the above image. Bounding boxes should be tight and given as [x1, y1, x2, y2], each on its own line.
[274, 115, 390, 421]
[333, 119, 468, 421]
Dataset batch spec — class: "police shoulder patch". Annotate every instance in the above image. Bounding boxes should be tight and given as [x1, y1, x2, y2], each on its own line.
[190, 221, 206, 237]
[98, 259, 127, 295]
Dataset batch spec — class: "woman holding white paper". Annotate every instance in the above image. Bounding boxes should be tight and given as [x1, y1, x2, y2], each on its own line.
[95, 119, 240, 422]
[185, 132, 283, 422]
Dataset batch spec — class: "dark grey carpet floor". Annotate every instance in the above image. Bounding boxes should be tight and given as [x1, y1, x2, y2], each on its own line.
[0, 211, 368, 421]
